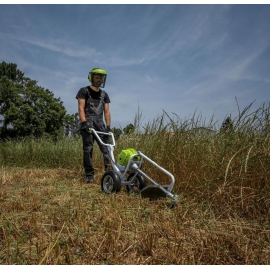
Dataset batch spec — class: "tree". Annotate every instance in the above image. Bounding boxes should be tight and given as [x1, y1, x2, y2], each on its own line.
[64, 112, 81, 137]
[220, 117, 234, 133]
[0, 62, 69, 139]
[112, 127, 122, 140]
[0, 61, 24, 83]
[123, 124, 135, 135]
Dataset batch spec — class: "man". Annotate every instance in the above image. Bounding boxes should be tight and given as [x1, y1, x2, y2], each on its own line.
[76, 68, 111, 183]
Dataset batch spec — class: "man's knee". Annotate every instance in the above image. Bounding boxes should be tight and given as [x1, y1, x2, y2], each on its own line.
[84, 145, 92, 153]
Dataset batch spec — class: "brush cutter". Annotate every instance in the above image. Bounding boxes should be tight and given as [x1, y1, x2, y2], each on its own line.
[89, 128, 178, 203]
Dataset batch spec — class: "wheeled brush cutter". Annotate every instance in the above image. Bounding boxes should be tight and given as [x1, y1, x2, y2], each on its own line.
[90, 128, 178, 203]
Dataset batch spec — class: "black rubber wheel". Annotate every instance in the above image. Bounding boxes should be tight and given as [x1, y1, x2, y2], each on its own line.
[126, 173, 147, 194]
[101, 170, 121, 194]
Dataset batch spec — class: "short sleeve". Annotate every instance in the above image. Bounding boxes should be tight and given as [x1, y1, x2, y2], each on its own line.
[76, 87, 87, 100]
[104, 91, 111, 103]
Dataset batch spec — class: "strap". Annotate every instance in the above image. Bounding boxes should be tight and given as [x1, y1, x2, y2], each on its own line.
[99, 89, 105, 100]
[84, 87, 106, 115]
[85, 87, 105, 101]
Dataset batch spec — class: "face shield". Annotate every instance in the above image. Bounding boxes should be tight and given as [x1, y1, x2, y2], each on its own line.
[91, 73, 107, 88]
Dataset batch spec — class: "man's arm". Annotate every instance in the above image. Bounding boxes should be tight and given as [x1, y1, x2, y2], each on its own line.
[78, 98, 87, 122]
[104, 103, 111, 127]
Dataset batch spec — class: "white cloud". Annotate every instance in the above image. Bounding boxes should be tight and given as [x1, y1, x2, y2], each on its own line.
[15, 36, 101, 58]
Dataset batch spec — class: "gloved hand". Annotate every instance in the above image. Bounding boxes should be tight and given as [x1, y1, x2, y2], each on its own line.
[106, 125, 111, 132]
[81, 121, 92, 133]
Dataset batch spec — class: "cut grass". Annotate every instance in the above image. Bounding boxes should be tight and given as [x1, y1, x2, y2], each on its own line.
[0, 167, 269, 264]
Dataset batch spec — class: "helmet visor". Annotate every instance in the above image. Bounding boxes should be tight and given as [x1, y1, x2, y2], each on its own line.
[91, 73, 107, 88]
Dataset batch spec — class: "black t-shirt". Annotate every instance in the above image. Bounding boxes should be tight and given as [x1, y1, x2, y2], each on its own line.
[76, 86, 110, 103]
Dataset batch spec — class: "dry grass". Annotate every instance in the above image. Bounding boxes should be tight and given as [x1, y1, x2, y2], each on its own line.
[0, 103, 270, 264]
[0, 165, 269, 264]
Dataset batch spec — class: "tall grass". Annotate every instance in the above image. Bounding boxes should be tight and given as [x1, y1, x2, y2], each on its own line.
[0, 136, 82, 169]
[139, 103, 269, 220]
[0, 101, 270, 264]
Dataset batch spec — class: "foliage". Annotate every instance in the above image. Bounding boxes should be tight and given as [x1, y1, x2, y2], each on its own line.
[64, 112, 80, 137]
[123, 123, 135, 135]
[0, 61, 24, 83]
[220, 116, 234, 133]
[0, 61, 71, 139]
[112, 127, 122, 140]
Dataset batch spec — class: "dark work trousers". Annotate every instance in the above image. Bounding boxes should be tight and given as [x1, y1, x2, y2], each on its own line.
[80, 129, 110, 178]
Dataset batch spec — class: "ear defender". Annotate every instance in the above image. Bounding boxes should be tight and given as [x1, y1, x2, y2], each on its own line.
[88, 72, 92, 82]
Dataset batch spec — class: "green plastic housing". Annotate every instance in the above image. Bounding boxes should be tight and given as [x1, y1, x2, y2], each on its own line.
[117, 148, 140, 166]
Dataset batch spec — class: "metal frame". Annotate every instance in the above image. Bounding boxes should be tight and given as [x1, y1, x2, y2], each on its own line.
[90, 128, 178, 202]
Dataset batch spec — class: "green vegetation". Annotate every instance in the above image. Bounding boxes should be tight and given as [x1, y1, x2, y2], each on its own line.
[0, 61, 74, 139]
[0, 102, 269, 264]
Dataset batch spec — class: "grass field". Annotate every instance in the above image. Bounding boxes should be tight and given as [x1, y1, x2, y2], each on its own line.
[0, 104, 269, 264]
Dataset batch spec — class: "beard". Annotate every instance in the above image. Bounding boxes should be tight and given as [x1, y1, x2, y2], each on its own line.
[93, 81, 102, 87]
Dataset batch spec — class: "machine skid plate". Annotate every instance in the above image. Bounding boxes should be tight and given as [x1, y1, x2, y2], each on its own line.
[140, 185, 168, 199]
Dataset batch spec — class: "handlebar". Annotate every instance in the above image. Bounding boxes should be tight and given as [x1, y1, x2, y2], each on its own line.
[89, 128, 116, 147]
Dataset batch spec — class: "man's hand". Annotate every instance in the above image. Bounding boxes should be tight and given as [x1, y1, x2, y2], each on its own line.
[81, 121, 92, 133]
[106, 125, 111, 132]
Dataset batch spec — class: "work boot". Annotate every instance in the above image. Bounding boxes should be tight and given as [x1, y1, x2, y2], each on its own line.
[85, 176, 94, 184]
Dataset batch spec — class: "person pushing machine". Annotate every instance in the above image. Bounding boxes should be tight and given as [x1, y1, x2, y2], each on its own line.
[76, 68, 111, 183]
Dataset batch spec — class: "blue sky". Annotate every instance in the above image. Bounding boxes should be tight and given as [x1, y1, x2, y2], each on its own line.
[1, 4, 270, 129]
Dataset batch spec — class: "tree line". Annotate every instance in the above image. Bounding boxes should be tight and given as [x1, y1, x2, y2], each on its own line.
[0, 61, 133, 141]
[0, 61, 236, 141]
